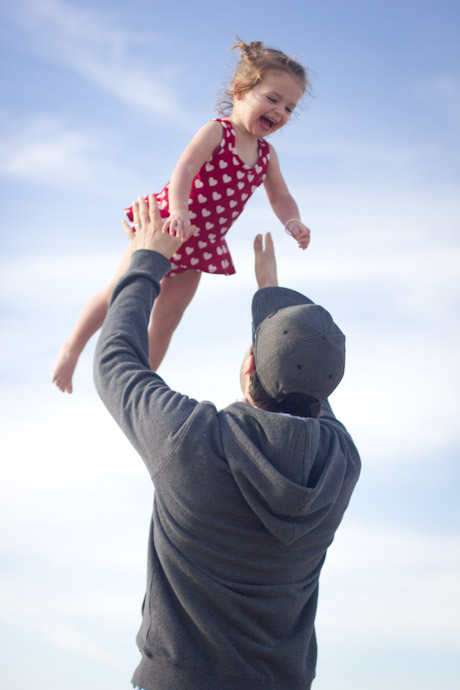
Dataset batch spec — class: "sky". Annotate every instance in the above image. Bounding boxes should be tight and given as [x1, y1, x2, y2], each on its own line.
[0, 0, 459, 688]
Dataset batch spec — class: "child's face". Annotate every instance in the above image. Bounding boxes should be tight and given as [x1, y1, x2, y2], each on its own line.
[234, 70, 304, 137]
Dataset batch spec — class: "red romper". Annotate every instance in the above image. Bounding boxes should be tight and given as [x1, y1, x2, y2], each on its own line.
[125, 118, 270, 276]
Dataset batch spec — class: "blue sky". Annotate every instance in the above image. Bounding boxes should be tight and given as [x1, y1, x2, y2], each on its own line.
[1, 1, 459, 688]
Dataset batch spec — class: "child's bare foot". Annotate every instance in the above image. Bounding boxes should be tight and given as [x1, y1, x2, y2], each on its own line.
[51, 342, 79, 393]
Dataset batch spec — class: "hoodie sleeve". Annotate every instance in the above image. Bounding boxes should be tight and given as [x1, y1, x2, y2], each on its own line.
[93, 249, 200, 479]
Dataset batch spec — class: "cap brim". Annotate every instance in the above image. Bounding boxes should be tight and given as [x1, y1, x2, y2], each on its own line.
[252, 287, 314, 336]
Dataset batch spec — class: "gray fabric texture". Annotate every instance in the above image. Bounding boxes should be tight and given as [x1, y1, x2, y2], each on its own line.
[94, 249, 361, 690]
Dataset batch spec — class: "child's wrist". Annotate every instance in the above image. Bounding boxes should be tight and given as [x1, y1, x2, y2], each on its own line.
[284, 217, 301, 229]
[170, 205, 189, 215]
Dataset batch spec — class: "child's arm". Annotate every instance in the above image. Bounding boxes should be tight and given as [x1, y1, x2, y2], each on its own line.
[263, 144, 310, 250]
[165, 120, 223, 241]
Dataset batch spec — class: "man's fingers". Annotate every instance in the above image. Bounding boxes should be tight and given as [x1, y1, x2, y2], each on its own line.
[122, 219, 134, 240]
[264, 232, 274, 253]
[147, 194, 166, 233]
[132, 200, 139, 225]
[253, 233, 274, 255]
[138, 195, 150, 226]
[254, 231, 278, 289]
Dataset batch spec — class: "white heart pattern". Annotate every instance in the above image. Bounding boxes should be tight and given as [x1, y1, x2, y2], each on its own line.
[143, 118, 269, 276]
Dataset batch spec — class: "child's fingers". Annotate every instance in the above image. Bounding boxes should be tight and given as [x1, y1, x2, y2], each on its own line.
[180, 224, 195, 242]
[298, 234, 310, 250]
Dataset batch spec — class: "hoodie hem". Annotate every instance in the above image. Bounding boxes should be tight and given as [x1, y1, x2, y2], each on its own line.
[132, 655, 314, 690]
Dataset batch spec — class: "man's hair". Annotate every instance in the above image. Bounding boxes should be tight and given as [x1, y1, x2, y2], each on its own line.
[249, 370, 321, 419]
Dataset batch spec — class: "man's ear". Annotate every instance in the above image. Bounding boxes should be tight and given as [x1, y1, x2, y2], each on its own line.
[243, 353, 255, 376]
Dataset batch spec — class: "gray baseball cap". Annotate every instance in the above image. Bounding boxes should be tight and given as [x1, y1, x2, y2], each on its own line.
[251, 287, 346, 403]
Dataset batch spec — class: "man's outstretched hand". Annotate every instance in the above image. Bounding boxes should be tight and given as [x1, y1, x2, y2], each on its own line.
[254, 233, 278, 289]
[123, 195, 184, 259]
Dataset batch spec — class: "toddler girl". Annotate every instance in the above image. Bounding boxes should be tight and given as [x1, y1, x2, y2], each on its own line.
[52, 38, 311, 393]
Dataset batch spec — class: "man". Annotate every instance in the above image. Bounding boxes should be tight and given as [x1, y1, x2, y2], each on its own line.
[94, 195, 361, 690]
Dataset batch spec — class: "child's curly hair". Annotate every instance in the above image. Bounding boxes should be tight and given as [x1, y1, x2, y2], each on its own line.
[217, 37, 311, 116]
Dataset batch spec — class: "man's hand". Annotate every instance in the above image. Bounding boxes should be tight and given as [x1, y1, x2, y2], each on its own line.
[122, 195, 183, 259]
[254, 233, 278, 288]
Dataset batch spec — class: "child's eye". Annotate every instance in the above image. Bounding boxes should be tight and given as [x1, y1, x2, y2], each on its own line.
[286, 107, 293, 113]
[267, 96, 277, 103]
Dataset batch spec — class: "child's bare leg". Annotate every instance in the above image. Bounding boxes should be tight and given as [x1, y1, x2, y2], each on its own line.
[148, 270, 201, 371]
[52, 244, 133, 393]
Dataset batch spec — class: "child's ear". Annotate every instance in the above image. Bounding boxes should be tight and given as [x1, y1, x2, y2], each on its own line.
[233, 82, 243, 100]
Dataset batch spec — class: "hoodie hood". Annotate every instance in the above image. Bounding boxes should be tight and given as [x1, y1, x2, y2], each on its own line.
[219, 402, 359, 545]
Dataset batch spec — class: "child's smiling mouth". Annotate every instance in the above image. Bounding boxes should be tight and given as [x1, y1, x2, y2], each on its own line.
[260, 115, 276, 131]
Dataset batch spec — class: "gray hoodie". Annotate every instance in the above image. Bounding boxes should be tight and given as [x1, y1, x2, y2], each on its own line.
[94, 250, 361, 690]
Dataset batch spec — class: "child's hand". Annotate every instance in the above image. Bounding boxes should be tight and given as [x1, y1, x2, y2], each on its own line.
[285, 219, 311, 250]
[123, 195, 183, 258]
[163, 210, 193, 242]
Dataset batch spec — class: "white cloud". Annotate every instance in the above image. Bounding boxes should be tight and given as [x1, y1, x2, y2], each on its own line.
[34, 620, 124, 667]
[317, 522, 460, 650]
[0, 115, 116, 186]
[10, 0, 184, 120]
[0, 577, 133, 668]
